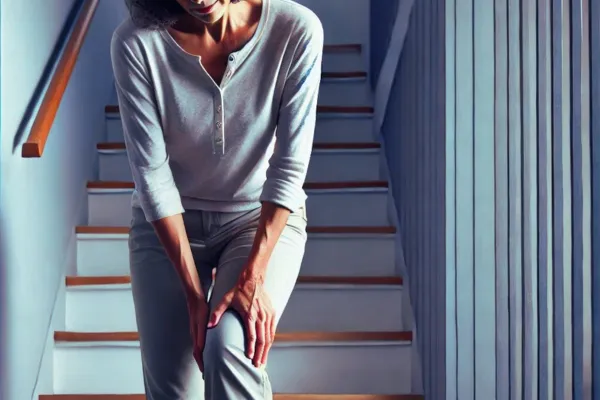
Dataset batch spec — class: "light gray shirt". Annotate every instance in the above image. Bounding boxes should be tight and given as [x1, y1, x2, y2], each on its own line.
[110, 0, 324, 222]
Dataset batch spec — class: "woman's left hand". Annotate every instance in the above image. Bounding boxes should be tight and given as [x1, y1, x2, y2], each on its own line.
[208, 274, 276, 368]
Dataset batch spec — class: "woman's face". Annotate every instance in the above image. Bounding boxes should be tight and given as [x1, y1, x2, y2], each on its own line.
[174, 0, 231, 24]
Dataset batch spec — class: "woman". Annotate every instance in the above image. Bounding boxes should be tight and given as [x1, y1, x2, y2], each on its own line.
[110, 0, 324, 398]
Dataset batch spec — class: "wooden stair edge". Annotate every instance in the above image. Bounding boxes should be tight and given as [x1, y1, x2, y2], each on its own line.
[40, 395, 423, 400]
[54, 331, 413, 343]
[66, 275, 403, 287]
[105, 105, 374, 114]
[323, 43, 362, 52]
[87, 181, 389, 190]
[321, 71, 368, 78]
[76, 226, 397, 235]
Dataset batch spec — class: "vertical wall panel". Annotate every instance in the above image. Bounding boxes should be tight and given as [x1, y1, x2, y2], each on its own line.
[444, 0, 458, 395]
[537, 0, 554, 398]
[551, 0, 573, 397]
[521, 0, 539, 398]
[375, 0, 599, 398]
[494, 0, 510, 398]
[591, 0, 600, 396]
[507, 0, 524, 397]
[473, 0, 496, 397]
[570, 0, 593, 398]
[454, 0, 475, 397]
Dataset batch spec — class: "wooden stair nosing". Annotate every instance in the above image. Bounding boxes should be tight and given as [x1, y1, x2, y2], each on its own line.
[321, 71, 367, 79]
[323, 43, 362, 53]
[41, 395, 422, 400]
[97, 142, 382, 151]
[66, 275, 403, 287]
[54, 330, 412, 343]
[105, 105, 374, 114]
[76, 226, 397, 235]
[87, 181, 388, 191]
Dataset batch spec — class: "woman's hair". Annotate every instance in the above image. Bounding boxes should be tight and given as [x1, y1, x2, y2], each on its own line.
[124, 0, 185, 29]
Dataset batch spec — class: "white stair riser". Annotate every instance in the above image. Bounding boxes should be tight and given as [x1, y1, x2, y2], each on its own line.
[87, 190, 389, 227]
[65, 285, 404, 333]
[319, 80, 372, 106]
[322, 54, 365, 73]
[76, 234, 396, 277]
[54, 343, 411, 394]
[98, 150, 380, 183]
[105, 115, 374, 143]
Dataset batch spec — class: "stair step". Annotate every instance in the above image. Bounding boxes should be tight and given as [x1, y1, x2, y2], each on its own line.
[104, 105, 373, 115]
[76, 226, 396, 235]
[96, 142, 381, 150]
[105, 111, 374, 144]
[55, 331, 411, 343]
[75, 226, 397, 277]
[323, 44, 362, 53]
[41, 395, 423, 400]
[321, 71, 367, 79]
[97, 143, 381, 183]
[66, 275, 402, 286]
[53, 330, 412, 394]
[64, 275, 404, 332]
[86, 180, 388, 190]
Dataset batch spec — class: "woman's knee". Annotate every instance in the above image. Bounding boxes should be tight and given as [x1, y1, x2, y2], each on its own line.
[203, 311, 248, 370]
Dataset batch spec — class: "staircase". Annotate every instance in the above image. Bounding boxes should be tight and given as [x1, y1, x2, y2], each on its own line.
[38, 4, 420, 399]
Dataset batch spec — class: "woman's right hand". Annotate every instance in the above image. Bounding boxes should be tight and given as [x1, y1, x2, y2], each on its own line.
[187, 296, 210, 372]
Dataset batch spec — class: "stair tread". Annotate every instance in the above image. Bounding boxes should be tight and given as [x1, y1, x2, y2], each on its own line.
[54, 331, 412, 343]
[97, 142, 381, 150]
[40, 395, 422, 400]
[323, 44, 362, 52]
[321, 71, 367, 78]
[87, 181, 388, 190]
[75, 226, 397, 235]
[105, 105, 374, 114]
[66, 275, 402, 287]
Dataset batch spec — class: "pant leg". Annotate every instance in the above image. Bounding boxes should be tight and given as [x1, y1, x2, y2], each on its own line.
[203, 205, 308, 400]
[129, 207, 214, 400]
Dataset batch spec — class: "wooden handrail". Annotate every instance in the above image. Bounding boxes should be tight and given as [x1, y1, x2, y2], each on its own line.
[21, 0, 99, 158]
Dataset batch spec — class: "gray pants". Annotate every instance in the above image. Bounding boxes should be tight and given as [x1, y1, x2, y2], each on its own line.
[128, 205, 308, 400]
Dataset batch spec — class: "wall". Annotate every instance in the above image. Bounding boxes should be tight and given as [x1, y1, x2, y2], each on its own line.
[377, 0, 600, 398]
[376, 0, 446, 398]
[369, 0, 400, 87]
[0, 1, 126, 398]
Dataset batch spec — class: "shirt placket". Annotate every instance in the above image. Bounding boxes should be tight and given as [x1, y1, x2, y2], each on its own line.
[213, 54, 238, 156]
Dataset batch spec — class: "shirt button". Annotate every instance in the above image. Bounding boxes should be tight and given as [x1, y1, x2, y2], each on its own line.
[216, 105, 222, 113]
[215, 137, 223, 144]
[216, 121, 222, 129]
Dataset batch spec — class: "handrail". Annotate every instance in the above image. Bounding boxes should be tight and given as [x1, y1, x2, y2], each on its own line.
[21, 0, 99, 158]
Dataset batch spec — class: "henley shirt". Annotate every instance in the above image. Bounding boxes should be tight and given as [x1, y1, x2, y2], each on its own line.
[110, 0, 324, 222]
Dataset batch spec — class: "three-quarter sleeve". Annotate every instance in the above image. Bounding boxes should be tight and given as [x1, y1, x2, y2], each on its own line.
[110, 33, 184, 222]
[260, 18, 324, 211]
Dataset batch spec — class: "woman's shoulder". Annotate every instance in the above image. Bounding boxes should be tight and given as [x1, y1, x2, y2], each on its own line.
[268, 0, 323, 38]
[112, 17, 161, 51]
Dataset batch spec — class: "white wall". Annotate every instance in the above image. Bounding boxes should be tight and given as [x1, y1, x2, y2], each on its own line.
[0, 1, 126, 398]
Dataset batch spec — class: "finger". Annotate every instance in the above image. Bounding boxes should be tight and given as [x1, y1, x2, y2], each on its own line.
[254, 316, 266, 367]
[261, 315, 274, 366]
[208, 292, 232, 328]
[245, 314, 257, 360]
[195, 327, 206, 373]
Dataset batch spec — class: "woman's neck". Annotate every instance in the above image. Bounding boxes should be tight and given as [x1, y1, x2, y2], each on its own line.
[172, 2, 258, 44]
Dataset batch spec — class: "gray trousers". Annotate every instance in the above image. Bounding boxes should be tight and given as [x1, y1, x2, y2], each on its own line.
[128, 205, 308, 400]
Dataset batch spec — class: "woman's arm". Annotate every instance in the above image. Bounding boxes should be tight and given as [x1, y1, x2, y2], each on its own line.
[110, 33, 204, 302]
[209, 17, 325, 368]
[248, 17, 325, 277]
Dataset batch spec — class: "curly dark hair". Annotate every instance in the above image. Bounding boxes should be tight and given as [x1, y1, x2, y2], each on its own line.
[124, 0, 186, 29]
